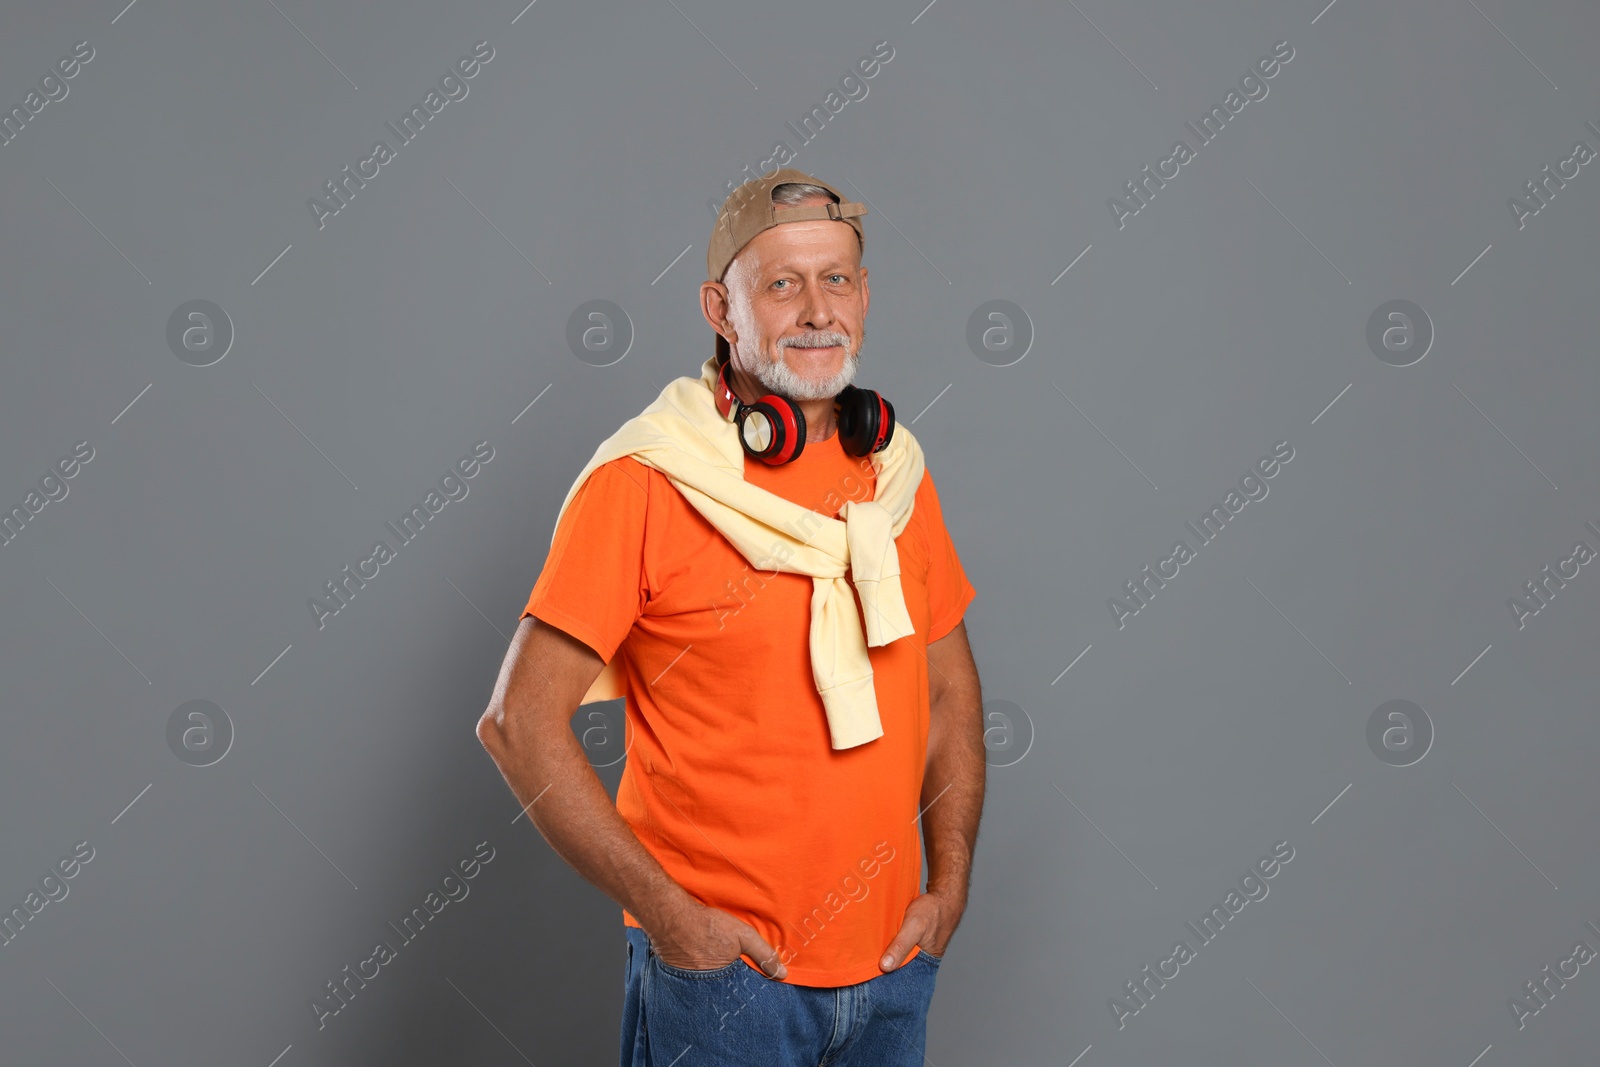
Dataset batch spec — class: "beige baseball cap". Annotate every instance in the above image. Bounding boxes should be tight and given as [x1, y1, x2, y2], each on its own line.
[706, 167, 867, 364]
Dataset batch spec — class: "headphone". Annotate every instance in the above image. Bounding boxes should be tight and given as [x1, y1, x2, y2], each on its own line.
[713, 357, 895, 465]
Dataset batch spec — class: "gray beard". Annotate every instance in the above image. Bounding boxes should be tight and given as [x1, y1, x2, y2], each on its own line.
[742, 344, 860, 401]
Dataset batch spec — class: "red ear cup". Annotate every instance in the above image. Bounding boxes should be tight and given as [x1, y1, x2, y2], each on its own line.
[871, 395, 896, 454]
[835, 386, 895, 457]
[716, 360, 808, 464]
[738, 396, 806, 464]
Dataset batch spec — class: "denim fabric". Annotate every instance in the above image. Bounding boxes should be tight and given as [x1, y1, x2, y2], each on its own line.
[620, 925, 940, 1066]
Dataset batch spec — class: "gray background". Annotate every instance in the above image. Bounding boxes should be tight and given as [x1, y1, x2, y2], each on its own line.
[2, 0, 1598, 1063]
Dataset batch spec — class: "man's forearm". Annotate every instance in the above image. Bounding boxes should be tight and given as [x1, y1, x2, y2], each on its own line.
[920, 687, 985, 900]
[479, 707, 691, 932]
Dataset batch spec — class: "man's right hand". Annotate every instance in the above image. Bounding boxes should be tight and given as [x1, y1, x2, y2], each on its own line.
[648, 898, 788, 979]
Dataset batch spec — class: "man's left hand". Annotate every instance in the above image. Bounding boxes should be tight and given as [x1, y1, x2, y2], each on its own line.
[879, 886, 966, 971]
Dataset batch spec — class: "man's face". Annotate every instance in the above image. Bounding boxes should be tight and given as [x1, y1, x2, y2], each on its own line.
[719, 203, 870, 401]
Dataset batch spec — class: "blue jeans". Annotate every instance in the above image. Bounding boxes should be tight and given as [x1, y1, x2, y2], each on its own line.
[620, 925, 940, 1066]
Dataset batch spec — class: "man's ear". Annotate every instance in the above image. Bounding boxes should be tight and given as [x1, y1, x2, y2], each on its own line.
[700, 280, 732, 339]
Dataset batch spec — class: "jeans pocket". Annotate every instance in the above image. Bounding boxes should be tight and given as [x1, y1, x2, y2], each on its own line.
[650, 950, 747, 981]
[913, 947, 943, 966]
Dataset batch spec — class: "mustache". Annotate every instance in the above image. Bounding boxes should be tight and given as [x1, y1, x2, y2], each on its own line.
[779, 332, 851, 349]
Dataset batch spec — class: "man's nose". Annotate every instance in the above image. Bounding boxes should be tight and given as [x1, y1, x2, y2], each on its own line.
[799, 291, 836, 331]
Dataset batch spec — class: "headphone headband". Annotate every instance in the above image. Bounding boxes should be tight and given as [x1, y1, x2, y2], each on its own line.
[711, 357, 741, 421]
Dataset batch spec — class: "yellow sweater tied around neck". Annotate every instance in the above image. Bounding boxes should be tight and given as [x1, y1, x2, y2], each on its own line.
[547, 355, 926, 750]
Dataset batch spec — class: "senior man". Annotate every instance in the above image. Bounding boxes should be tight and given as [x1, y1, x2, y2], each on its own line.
[476, 167, 984, 1065]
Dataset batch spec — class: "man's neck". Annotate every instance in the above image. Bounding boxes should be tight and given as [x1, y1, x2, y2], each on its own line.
[725, 361, 837, 443]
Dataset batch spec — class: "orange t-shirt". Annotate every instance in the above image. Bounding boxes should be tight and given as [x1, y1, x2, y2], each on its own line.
[521, 429, 975, 986]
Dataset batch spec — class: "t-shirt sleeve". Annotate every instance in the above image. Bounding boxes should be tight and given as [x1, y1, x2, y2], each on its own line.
[521, 457, 650, 662]
[916, 470, 976, 643]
